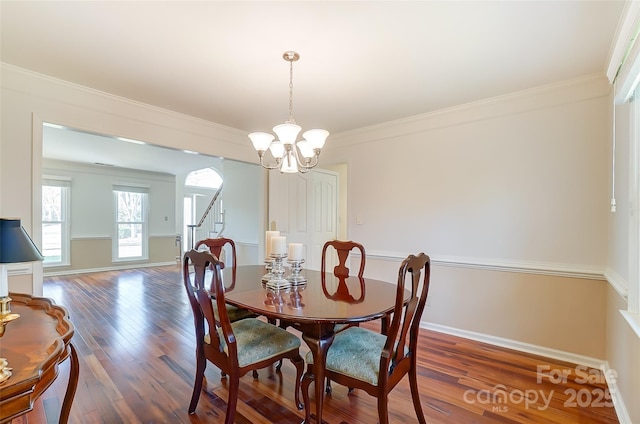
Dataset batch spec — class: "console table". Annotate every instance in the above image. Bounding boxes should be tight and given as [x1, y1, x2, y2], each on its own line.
[0, 293, 78, 423]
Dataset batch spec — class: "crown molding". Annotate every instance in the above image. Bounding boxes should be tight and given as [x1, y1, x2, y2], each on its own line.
[329, 74, 610, 149]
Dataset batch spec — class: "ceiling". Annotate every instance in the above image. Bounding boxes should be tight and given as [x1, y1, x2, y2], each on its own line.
[1, 1, 627, 174]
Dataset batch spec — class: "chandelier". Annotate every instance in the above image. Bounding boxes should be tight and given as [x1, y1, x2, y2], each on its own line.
[249, 51, 329, 174]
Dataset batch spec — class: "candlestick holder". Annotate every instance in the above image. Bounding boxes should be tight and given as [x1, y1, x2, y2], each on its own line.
[0, 296, 20, 337]
[0, 295, 19, 383]
[266, 253, 290, 289]
[261, 258, 275, 283]
[286, 259, 307, 285]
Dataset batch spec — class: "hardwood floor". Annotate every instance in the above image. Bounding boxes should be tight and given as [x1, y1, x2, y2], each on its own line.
[14, 265, 618, 423]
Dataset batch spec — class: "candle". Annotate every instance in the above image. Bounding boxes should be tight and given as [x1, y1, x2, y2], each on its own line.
[0, 265, 8, 297]
[265, 230, 280, 259]
[271, 236, 287, 256]
[288, 243, 304, 261]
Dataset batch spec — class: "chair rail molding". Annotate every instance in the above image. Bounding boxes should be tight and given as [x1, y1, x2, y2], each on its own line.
[359, 251, 605, 281]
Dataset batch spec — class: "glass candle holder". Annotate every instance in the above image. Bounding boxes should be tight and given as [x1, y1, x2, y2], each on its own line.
[266, 253, 290, 289]
[286, 259, 307, 285]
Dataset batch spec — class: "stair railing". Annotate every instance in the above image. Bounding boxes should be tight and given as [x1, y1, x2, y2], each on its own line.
[187, 183, 224, 250]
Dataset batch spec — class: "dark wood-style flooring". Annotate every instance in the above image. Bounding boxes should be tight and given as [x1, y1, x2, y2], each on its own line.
[13, 265, 618, 423]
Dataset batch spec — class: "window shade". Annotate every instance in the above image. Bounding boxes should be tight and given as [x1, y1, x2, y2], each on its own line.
[112, 184, 150, 194]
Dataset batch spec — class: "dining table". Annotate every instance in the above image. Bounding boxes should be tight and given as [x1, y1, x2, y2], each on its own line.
[220, 264, 406, 424]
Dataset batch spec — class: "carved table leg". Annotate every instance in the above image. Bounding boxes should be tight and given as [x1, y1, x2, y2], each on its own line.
[301, 326, 334, 424]
[60, 343, 79, 424]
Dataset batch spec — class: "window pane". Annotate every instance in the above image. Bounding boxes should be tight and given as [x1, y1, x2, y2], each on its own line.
[185, 168, 222, 189]
[117, 191, 143, 222]
[42, 222, 62, 264]
[118, 223, 142, 258]
[42, 184, 67, 265]
[42, 186, 62, 221]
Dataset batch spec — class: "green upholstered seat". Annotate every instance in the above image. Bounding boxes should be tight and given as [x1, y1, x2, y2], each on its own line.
[207, 318, 302, 367]
[306, 326, 408, 386]
[215, 302, 255, 323]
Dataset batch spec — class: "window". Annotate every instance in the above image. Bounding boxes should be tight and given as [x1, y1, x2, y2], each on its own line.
[609, 9, 640, 336]
[185, 168, 222, 189]
[42, 177, 71, 266]
[113, 184, 149, 261]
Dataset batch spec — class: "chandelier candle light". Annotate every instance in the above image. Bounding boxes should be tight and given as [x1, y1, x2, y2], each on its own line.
[249, 51, 329, 174]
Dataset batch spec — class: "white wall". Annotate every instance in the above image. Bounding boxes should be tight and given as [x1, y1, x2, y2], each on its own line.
[326, 76, 610, 270]
[322, 75, 612, 362]
[0, 64, 263, 293]
[219, 158, 263, 262]
[44, 159, 176, 238]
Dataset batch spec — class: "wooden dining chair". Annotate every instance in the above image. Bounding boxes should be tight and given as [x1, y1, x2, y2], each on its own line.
[194, 237, 237, 275]
[321, 239, 366, 280]
[321, 240, 367, 328]
[182, 249, 305, 423]
[194, 237, 254, 323]
[302, 252, 431, 424]
[321, 239, 368, 393]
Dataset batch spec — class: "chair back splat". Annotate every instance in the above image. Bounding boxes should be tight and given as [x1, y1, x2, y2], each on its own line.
[301, 252, 431, 424]
[183, 249, 304, 423]
[194, 237, 237, 283]
[321, 239, 366, 278]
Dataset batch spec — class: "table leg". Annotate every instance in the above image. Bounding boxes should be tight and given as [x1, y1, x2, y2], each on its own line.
[60, 343, 79, 423]
[301, 328, 334, 424]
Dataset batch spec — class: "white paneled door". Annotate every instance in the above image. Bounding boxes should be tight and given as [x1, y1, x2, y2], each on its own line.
[268, 169, 338, 270]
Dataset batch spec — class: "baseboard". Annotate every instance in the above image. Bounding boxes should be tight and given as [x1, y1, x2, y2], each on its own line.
[422, 322, 631, 423]
[43, 261, 178, 277]
[601, 361, 633, 424]
[421, 322, 606, 369]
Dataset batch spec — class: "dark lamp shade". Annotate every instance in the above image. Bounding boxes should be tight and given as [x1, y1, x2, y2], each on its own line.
[0, 218, 44, 263]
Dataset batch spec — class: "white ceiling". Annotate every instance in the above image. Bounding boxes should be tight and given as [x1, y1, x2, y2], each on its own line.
[1, 1, 626, 174]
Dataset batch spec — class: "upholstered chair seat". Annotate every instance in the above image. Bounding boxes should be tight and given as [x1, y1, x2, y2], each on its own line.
[207, 318, 302, 368]
[306, 326, 409, 385]
[216, 303, 255, 323]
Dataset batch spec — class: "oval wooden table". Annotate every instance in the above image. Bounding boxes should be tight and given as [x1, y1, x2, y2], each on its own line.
[0, 293, 78, 424]
[221, 265, 405, 424]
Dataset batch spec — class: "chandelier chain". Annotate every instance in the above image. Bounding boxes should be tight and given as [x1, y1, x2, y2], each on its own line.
[288, 58, 295, 124]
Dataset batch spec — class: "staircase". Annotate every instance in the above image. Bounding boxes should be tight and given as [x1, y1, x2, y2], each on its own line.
[186, 184, 225, 250]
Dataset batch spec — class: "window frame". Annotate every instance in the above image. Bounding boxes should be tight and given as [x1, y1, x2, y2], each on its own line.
[112, 184, 149, 262]
[611, 7, 640, 336]
[41, 176, 71, 267]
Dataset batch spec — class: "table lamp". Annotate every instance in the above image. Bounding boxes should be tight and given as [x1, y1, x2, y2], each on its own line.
[0, 218, 44, 328]
[0, 218, 44, 382]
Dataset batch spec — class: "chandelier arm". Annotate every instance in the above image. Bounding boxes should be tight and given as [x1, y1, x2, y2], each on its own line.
[258, 152, 283, 170]
[297, 154, 319, 170]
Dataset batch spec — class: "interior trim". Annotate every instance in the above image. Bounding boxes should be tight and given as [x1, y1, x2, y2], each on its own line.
[422, 321, 605, 370]
[422, 321, 627, 424]
[362, 251, 605, 280]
